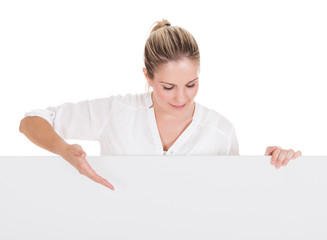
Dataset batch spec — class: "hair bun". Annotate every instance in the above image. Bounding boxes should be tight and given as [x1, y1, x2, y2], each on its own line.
[150, 19, 171, 33]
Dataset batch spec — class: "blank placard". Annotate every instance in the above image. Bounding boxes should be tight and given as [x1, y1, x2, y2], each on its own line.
[0, 156, 326, 239]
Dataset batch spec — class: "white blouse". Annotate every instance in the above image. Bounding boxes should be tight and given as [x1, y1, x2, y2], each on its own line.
[25, 92, 239, 156]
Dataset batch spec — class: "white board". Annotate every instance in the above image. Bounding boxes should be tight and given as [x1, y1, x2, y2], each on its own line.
[0, 156, 326, 239]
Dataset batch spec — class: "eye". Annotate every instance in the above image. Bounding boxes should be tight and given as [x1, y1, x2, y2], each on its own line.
[163, 86, 174, 90]
[163, 84, 196, 91]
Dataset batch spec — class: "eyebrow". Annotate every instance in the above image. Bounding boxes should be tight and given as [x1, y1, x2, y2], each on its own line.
[159, 77, 198, 86]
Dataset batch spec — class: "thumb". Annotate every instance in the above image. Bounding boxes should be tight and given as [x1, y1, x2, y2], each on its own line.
[265, 146, 278, 156]
[74, 148, 86, 159]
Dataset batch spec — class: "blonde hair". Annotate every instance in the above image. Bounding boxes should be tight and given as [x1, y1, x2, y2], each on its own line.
[144, 19, 200, 95]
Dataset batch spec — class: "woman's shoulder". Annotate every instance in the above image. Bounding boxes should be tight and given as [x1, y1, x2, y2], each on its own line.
[196, 102, 235, 135]
[88, 92, 149, 110]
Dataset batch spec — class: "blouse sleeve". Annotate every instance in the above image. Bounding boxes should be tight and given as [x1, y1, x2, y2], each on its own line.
[24, 97, 115, 141]
[228, 127, 240, 155]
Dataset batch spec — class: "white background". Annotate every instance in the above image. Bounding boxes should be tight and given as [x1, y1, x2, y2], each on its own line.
[1, 0, 326, 156]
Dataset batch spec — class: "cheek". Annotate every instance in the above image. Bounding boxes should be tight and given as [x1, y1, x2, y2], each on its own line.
[189, 86, 199, 99]
[155, 88, 172, 103]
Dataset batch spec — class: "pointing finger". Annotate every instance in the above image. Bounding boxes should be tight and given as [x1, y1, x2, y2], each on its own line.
[79, 161, 114, 191]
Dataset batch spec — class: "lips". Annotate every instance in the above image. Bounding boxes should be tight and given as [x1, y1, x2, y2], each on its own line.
[170, 104, 186, 110]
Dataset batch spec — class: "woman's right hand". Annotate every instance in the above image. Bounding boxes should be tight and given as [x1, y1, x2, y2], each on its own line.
[60, 144, 114, 190]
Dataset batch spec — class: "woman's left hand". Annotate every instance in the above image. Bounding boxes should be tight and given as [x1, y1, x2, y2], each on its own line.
[265, 146, 302, 169]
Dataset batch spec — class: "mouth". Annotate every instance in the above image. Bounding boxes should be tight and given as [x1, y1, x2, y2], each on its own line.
[170, 104, 186, 110]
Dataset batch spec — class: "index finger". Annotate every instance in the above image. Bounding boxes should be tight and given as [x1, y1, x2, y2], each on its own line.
[80, 162, 115, 190]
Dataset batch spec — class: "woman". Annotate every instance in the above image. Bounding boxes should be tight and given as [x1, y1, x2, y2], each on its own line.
[19, 19, 302, 191]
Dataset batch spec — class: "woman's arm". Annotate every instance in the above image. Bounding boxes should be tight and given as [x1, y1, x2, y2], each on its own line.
[19, 116, 114, 190]
[19, 116, 68, 155]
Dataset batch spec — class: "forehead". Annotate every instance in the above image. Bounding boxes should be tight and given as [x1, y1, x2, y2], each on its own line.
[153, 58, 199, 84]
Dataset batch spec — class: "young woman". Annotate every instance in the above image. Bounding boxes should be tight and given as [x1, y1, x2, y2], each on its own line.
[19, 19, 302, 191]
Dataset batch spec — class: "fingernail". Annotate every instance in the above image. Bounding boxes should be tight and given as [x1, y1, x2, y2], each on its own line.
[276, 164, 280, 168]
[271, 161, 275, 165]
[107, 184, 114, 191]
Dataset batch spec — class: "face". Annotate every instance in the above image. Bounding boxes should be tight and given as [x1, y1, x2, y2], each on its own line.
[143, 57, 199, 119]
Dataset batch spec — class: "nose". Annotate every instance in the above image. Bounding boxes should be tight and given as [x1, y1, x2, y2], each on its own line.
[173, 88, 186, 105]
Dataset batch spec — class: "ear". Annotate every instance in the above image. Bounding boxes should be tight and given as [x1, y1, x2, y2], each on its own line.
[143, 67, 153, 87]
